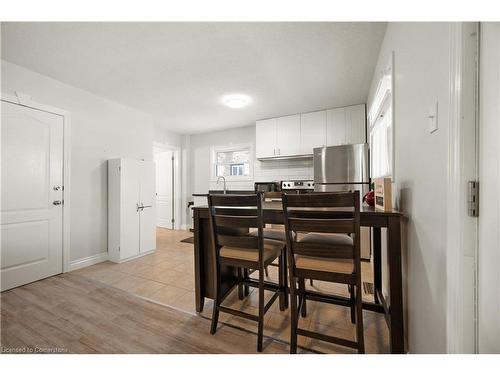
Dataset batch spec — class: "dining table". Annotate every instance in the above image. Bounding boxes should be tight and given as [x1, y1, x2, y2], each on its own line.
[192, 201, 406, 353]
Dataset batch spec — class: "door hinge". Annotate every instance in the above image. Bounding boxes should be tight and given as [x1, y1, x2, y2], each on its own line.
[468, 181, 479, 217]
[118, 246, 120, 252]
[118, 166, 121, 172]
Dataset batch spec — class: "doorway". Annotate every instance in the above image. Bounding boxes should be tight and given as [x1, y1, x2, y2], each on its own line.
[153, 143, 180, 230]
[1, 96, 70, 291]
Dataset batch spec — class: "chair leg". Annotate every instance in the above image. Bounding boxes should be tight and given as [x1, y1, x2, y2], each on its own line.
[237, 268, 244, 300]
[355, 282, 365, 354]
[243, 268, 250, 296]
[309, 279, 313, 287]
[282, 248, 289, 308]
[289, 277, 298, 354]
[349, 284, 355, 324]
[265, 266, 269, 278]
[299, 278, 307, 318]
[210, 264, 221, 335]
[278, 252, 285, 311]
[257, 265, 265, 352]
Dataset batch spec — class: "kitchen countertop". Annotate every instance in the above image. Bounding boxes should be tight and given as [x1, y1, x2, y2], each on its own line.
[192, 190, 254, 196]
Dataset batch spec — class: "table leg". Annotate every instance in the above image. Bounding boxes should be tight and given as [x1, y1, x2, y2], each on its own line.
[283, 247, 289, 308]
[373, 227, 382, 305]
[194, 209, 204, 313]
[388, 216, 405, 353]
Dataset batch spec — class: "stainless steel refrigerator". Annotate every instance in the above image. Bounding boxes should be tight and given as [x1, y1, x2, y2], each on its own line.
[313, 143, 371, 259]
[313, 143, 369, 195]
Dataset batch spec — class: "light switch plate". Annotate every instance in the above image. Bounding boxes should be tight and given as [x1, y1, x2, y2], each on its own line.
[429, 102, 438, 134]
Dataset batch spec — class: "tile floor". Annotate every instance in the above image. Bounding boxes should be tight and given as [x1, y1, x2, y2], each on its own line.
[72, 228, 389, 353]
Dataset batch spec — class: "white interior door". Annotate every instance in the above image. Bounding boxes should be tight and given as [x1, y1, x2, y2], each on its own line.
[154, 149, 173, 229]
[140, 161, 157, 253]
[1, 100, 64, 291]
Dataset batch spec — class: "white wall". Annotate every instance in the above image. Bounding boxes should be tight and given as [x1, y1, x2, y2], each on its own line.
[478, 22, 500, 354]
[367, 23, 452, 353]
[1, 60, 184, 262]
[189, 125, 313, 194]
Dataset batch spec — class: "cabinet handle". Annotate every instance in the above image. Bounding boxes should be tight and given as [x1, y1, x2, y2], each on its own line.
[278, 148, 280, 155]
[273, 148, 276, 156]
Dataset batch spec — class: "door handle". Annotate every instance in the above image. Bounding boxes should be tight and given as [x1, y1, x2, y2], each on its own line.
[53, 200, 63, 206]
[137, 203, 152, 211]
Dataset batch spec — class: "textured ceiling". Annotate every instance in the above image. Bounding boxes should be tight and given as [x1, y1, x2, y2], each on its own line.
[1, 22, 386, 134]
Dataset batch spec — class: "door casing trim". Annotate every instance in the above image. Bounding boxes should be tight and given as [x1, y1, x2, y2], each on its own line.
[153, 141, 181, 230]
[1, 93, 72, 273]
[446, 22, 480, 354]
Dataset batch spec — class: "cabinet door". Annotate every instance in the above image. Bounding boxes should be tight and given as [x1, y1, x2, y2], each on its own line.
[345, 104, 366, 144]
[300, 110, 327, 154]
[139, 161, 157, 253]
[326, 107, 346, 146]
[276, 114, 301, 156]
[120, 159, 140, 260]
[255, 118, 276, 158]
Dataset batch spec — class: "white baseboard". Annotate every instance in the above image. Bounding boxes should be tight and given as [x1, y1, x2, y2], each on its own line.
[69, 252, 108, 272]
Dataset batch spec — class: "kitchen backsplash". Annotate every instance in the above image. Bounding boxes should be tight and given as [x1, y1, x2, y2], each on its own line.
[208, 158, 314, 191]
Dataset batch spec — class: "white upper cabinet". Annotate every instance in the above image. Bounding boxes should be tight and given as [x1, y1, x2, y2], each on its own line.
[327, 104, 366, 146]
[300, 110, 327, 154]
[326, 107, 347, 146]
[256, 118, 277, 158]
[256, 104, 366, 159]
[345, 104, 366, 144]
[276, 114, 301, 156]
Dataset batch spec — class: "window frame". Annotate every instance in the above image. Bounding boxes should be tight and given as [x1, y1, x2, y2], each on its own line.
[210, 143, 254, 182]
[368, 53, 395, 181]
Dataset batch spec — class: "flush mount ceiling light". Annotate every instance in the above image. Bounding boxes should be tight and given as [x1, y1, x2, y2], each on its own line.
[222, 94, 252, 109]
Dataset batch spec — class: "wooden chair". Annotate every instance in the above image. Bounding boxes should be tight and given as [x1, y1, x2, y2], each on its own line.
[247, 229, 288, 307]
[207, 193, 287, 352]
[282, 191, 365, 354]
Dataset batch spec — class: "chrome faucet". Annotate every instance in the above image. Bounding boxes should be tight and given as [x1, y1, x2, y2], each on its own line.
[216, 176, 227, 194]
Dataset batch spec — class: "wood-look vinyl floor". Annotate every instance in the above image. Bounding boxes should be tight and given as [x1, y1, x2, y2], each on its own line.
[0, 273, 289, 354]
[1, 228, 389, 354]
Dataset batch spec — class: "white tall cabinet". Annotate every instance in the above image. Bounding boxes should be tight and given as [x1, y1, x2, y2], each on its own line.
[108, 158, 156, 263]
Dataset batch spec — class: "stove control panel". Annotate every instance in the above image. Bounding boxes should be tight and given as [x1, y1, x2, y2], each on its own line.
[281, 180, 314, 190]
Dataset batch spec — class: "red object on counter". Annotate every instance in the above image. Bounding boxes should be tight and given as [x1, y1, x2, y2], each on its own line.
[363, 190, 375, 206]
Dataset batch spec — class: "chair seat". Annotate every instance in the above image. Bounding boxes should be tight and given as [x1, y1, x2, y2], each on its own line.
[295, 255, 354, 274]
[249, 228, 287, 242]
[298, 232, 353, 246]
[220, 239, 284, 263]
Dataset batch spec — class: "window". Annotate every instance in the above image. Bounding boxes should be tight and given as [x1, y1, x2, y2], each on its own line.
[211, 144, 253, 180]
[369, 56, 394, 180]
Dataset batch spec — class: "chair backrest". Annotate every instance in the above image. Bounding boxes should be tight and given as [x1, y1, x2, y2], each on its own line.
[207, 193, 265, 260]
[282, 191, 361, 272]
